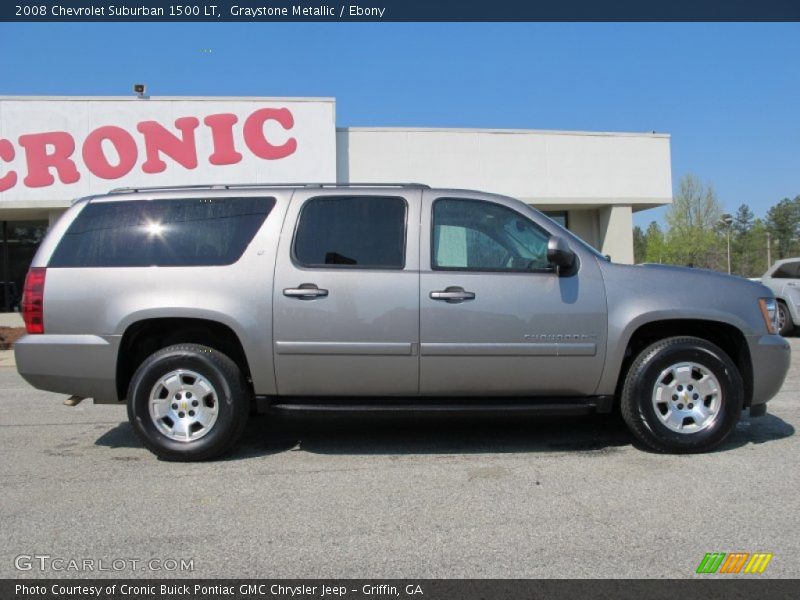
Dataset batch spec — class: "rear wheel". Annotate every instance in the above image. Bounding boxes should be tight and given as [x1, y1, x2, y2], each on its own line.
[127, 343, 250, 461]
[620, 336, 743, 453]
[776, 301, 794, 336]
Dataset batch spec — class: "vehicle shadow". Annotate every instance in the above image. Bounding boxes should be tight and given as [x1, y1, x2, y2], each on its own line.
[94, 410, 794, 460]
[717, 412, 796, 451]
[94, 422, 141, 449]
[235, 413, 633, 458]
[95, 413, 632, 456]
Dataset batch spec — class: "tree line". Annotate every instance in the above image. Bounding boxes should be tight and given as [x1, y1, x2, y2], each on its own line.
[633, 174, 800, 277]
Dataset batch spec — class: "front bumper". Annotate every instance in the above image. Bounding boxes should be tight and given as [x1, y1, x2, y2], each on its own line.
[14, 334, 121, 403]
[748, 333, 791, 406]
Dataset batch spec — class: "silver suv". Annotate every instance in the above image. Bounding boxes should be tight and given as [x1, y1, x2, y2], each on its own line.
[761, 258, 800, 336]
[15, 184, 790, 460]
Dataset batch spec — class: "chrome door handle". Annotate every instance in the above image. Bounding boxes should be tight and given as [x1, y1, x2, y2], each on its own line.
[430, 287, 476, 303]
[283, 284, 329, 299]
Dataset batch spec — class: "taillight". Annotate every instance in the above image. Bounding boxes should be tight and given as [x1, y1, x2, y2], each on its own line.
[22, 267, 46, 334]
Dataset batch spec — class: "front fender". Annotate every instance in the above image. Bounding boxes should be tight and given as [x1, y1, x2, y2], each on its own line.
[595, 262, 768, 396]
[595, 311, 751, 396]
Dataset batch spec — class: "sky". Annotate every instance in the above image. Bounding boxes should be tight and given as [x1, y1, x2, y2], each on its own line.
[1, 22, 798, 227]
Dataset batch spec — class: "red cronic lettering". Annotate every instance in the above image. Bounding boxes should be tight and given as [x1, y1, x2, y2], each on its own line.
[0, 139, 16, 192]
[137, 117, 200, 173]
[243, 108, 297, 160]
[204, 113, 243, 166]
[82, 126, 138, 180]
[18, 131, 80, 188]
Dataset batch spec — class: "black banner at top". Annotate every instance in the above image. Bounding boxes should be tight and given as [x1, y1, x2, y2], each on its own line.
[2, 0, 800, 22]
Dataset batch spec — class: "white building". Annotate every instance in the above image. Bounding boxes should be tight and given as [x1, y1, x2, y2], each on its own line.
[0, 96, 672, 311]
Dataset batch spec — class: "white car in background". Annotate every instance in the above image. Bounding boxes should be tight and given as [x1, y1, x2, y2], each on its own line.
[761, 258, 800, 336]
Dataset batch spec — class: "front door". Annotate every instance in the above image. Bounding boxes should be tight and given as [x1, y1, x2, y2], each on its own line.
[273, 189, 421, 396]
[419, 193, 607, 396]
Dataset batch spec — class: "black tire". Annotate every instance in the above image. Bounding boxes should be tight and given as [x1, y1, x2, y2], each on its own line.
[620, 336, 743, 453]
[127, 344, 250, 461]
[777, 301, 794, 336]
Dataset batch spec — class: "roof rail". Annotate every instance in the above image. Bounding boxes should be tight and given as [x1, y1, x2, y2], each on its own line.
[108, 182, 431, 194]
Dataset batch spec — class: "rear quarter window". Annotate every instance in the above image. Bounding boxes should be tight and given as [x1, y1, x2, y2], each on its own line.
[49, 197, 274, 268]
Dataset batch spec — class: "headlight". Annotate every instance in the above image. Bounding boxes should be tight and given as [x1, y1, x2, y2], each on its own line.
[759, 298, 778, 334]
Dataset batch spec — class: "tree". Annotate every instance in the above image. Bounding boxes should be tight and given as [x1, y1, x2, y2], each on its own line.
[766, 196, 800, 260]
[633, 179, 800, 275]
[666, 174, 723, 231]
[746, 219, 770, 277]
[731, 204, 756, 276]
[664, 174, 724, 268]
[633, 225, 647, 264]
[643, 221, 666, 264]
[733, 203, 754, 237]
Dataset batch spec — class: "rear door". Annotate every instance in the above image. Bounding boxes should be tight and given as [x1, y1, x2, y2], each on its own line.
[272, 188, 421, 396]
[419, 192, 607, 396]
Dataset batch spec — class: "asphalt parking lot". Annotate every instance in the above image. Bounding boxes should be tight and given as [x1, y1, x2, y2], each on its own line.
[1, 341, 798, 579]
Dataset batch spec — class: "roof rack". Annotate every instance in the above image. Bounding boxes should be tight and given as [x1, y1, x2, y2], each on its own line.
[108, 183, 431, 194]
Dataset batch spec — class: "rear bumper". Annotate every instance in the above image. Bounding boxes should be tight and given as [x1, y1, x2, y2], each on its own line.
[748, 334, 791, 406]
[14, 334, 121, 403]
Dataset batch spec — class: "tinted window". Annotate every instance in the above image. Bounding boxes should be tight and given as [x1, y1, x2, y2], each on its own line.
[433, 198, 550, 271]
[773, 262, 800, 279]
[50, 197, 273, 268]
[294, 196, 406, 269]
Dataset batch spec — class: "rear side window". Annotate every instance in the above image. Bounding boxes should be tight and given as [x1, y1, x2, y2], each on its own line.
[772, 262, 800, 279]
[49, 197, 274, 268]
[294, 196, 406, 269]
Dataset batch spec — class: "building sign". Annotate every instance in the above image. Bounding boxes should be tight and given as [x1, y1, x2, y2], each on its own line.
[0, 98, 336, 204]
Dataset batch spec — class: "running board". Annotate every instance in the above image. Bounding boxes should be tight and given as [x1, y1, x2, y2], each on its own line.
[260, 395, 614, 416]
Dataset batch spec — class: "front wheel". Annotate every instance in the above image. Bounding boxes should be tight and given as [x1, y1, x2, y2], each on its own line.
[620, 336, 743, 453]
[777, 301, 794, 336]
[127, 344, 250, 461]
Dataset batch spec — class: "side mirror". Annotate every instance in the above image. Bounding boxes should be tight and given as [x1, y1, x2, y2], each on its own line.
[547, 236, 575, 271]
